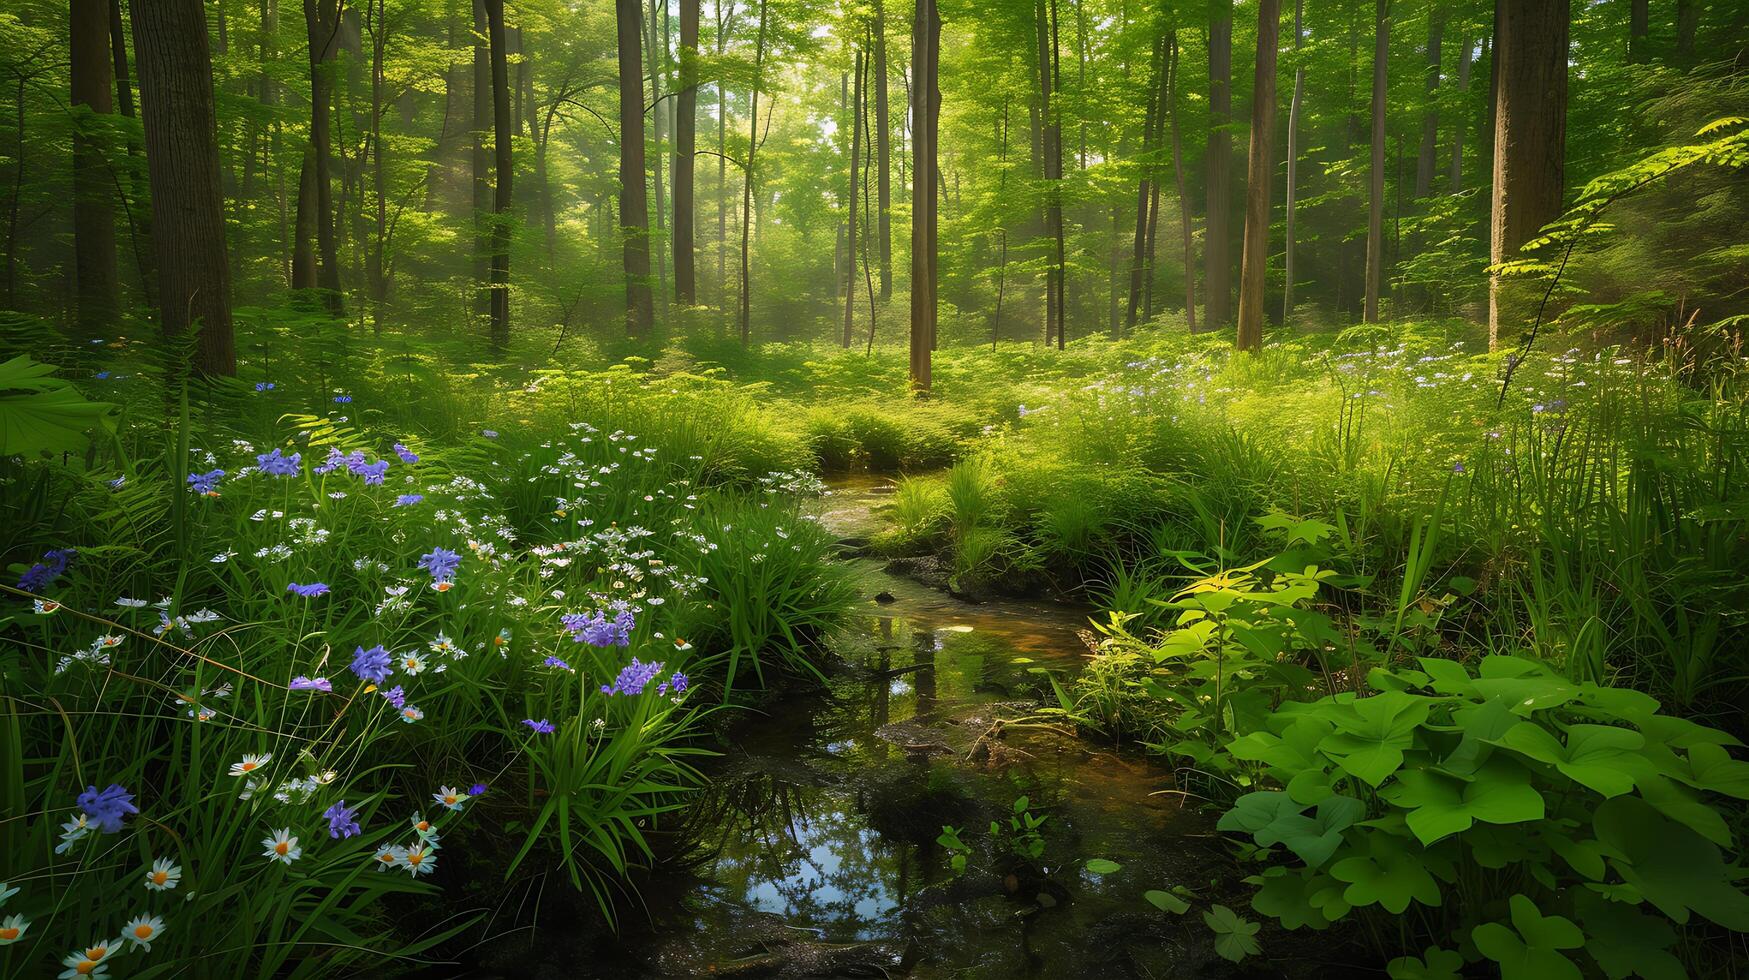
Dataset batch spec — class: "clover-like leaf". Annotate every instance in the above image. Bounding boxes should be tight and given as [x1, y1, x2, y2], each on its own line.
[1202, 904, 1261, 963]
[1385, 946, 1465, 980]
[1471, 894, 1584, 980]
[1492, 722, 1643, 797]
[1380, 760, 1544, 846]
[1318, 691, 1430, 787]
[1249, 867, 1339, 930]
[1217, 791, 1361, 868]
[1593, 795, 1749, 930]
[1084, 858, 1121, 875]
[1329, 832, 1443, 914]
[1574, 890, 1684, 980]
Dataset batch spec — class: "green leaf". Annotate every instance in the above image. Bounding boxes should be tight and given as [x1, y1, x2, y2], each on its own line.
[1574, 891, 1684, 980]
[1084, 858, 1121, 875]
[1329, 833, 1443, 914]
[1491, 722, 1643, 797]
[1318, 691, 1430, 787]
[1471, 894, 1584, 980]
[1249, 867, 1339, 930]
[0, 355, 115, 455]
[1217, 792, 1362, 868]
[1380, 760, 1545, 846]
[1593, 796, 1749, 930]
[1143, 888, 1191, 915]
[1202, 904, 1261, 963]
[1385, 947, 1465, 980]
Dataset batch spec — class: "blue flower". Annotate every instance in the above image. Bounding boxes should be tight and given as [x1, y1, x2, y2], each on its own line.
[417, 547, 461, 584]
[379, 685, 406, 709]
[563, 609, 635, 648]
[393, 443, 419, 464]
[600, 658, 664, 696]
[352, 459, 390, 485]
[323, 800, 362, 839]
[287, 582, 330, 598]
[77, 783, 138, 833]
[187, 469, 225, 495]
[315, 447, 363, 475]
[255, 448, 302, 477]
[481, 430, 498, 439]
[393, 494, 424, 507]
[289, 675, 332, 692]
[521, 718, 555, 734]
[18, 548, 75, 593]
[255, 382, 276, 392]
[333, 394, 352, 404]
[542, 656, 572, 671]
[349, 645, 393, 685]
[468, 782, 488, 796]
[95, 370, 110, 380]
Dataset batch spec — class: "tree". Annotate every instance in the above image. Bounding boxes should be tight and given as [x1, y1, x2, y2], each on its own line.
[1036, 0, 1064, 348]
[471, 0, 490, 319]
[1166, 29, 1195, 333]
[1282, 0, 1303, 322]
[842, 41, 864, 347]
[1236, 0, 1279, 351]
[1125, 33, 1163, 332]
[71, 0, 118, 340]
[1449, 23, 1471, 192]
[1363, 0, 1389, 324]
[674, 0, 699, 305]
[484, 0, 510, 351]
[738, 0, 769, 345]
[910, 0, 938, 391]
[1628, 0, 1649, 64]
[108, 0, 153, 307]
[1204, 0, 1233, 329]
[1414, 9, 1443, 199]
[874, 0, 891, 299]
[301, 0, 344, 313]
[130, 0, 235, 375]
[1489, 0, 1568, 350]
[618, 0, 654, 336]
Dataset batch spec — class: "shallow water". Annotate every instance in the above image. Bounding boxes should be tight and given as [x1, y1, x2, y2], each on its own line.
[598, 477, 1232, 978]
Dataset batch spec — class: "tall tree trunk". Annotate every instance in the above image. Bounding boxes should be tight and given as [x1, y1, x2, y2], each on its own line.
[72, 0, 118, 340]
[909, 0, 938, 390]
[992, 100, 1010, 342]
[1628, 0, 1649, 64]
[618, 0, 654, 335]
[1674, 0, 1699, 65]
[305, 0, 344, 313]
[368, 0, 387, 324]
[484, 0, 510, 350]
[843, 44, 864, 347]
[646, 0, 668, 306]
[131, 0, 235, 375]
[738, 0, 769, 344]
[109, 0, 154, 307]
[874, 0, 891, 300]
[1449, 27, 1470, 192]
[1204, 0, 1232, 329]
[1167, 29, 1195, 332]
[1283, 0, 1303, 322]
[1126, 34, 1163, 331]
[293, 147, 319, 287]
[472, 0, 490, 319]
[1363, 0, 1389, 324]
[674, 0, 699, 304]
[1236, 0, 1278, 351]
[1415, 10, 1442, 198]
[1036, 0, 1065, 348]
[1488, 0, 1568, 350]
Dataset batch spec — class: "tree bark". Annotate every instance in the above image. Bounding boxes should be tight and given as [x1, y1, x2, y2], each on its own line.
[646, 0, 668, 306]
[1628, 0, 1649, 64]
[1449, 27, 1470, 192]
[1204, 0, 1232, 329]
[1167, 30, 1195, 333]
[843, 44, 864, 347]
[1415, 10, 1443, 199]
[1236, 0, 1278, 351]
[1674, 0, 1698, 65]
[874, 0, 891, 300]
[130, 0, 235, 375]
[485, 0, 510, 351]
[618, 0, 654, 335]
[472, 0, 490, 319]
[1488, 0, 1568, 350]
[1363, 0, 1388, 324]
[72, 0, 118, 340]
[305, 0, 344, 313]
[109, 0, 154, 307]
[1036, 0, 1065, 348]
[909, 0, 938, 390]
[738, 0, 769, 344]
[674, 0, 699, 304]
[1125, 34, 1163, 331]
[1283, 0, 1303, 322]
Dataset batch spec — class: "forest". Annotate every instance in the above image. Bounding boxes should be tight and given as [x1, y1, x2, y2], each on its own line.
[3, 0, 1749, 975]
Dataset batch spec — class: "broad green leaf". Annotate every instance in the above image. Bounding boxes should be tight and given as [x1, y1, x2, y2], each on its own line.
[0, 355, 115, 455]
[1143, 888, 1191, 915]
[1492, 722, 1643, 798]
[1574, 891, 1684, 980]
[1593, 796, 1749, 930]
[1329, 833, 1443, 914]
[1471, 894, 1584, 980]
[1385, 947, 1465, 980]
[1319, 691, 1430, 787]
[1084, 858, 1120, 874]
[1249, 867, 1338, 930]
[1202, 904, 1261, 963]
[1380, 760, 1544, 846]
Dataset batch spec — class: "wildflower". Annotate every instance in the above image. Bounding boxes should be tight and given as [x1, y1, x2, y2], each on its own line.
[432, 786, 469, 812]
[144, 857, 181, 892]
[58, 951, 109, 978]
[57, 814, 91, 853]
[323, 801, 362, 839]
[379, 685, 406, 709]
[255, 382, 275, 392]
[398, 652, 427, 676]
[393, 493, 424, 507]
[286, 582, 329, 598]
[563, 608, 635, 648]
[399, 705, 424, 724]
[33, 599, 60, 614]
[468, 782, 488, 797]
[77, 784, 137, 833]
[0, 883, 15, 905]
[668, 672, 690, 694]
[115, 596, 148, 608]
[417, 547, 460, 585]
[542, 656, 572, 671]
[522, 718, 555, 734]
[494, 628, 512, 649]
[187, 469, 225, 495]
[122, 915, 165, 951]
[481, 429, 498, 438]
[400, 842, 437, 876]
[95, 370, 110, 380]
[262, 828, 301, 865]
[410, 813, 439, 841]
[255, 448, 302, 476]
[229, 754, 271, 778]
[393, 442, 419, 464]
[0, 914, 28, 944]
[1453, 461, 1467, 475]
[349, 645, 393, 685]
[19, 548, 75, 593]
[600, 658, 664, 697]
[333, 394, 352, 403]
[428, 633, 457, 655]
[373, 844, 405, 871]
[289, 676, 332, 692]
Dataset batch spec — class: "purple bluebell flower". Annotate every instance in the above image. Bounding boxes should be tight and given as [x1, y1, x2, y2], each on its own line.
[379, 685, 406, 709]
[256, 448, 302, 477]
[323, 800, 362, 839]
[188, 469, 226, 494]
[601, 658, 664, 696]
[563, 609, 635, 648]
[542, 656, 572, 671]
[290, 675, 333, 692]
[315, 447, 360, 475]
[1453, 462, 1467, 475]
[95, 370, 110, 380]
[287, 582, 330, 598]
[417, 547, 461, 584]
[77, 783, 138, 833]
[352, 459, 390, 485]
[349, 645, 393, 685]
[670, 672, 689, 693]
[255, 382, 275, 392]
[468, 782, 488, 796]
[522, 718, 555, 734]
[393, 443, 419, 464]
[18, 548, 75, 593]
[333, 394, 352, 404]
[394, 494, 424, 507]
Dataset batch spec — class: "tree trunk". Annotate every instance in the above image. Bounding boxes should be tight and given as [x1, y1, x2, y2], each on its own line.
[1628, 0, 1649, 64]
[131, 0, 235, 375]
[1167, 30, 1195, 332]
[874, 0, 891, 300]
[618, 0, 654, 335]
[1204, 0, 1232, 329]
[739, 0, 769, 344]
[485, 0, 510, 351]
[1036, 0, 1065, 349]
[1449, 27, 1470, 192]
[109, 0, 154, 307]
[72, 0, 118, 340]
[1363, 0, 1388, 324]
[1415, 10, 1442, 198]
[472, 0, 490, 319]
[909, 0, 938, 390]
[293, 147, 318, 287]
[843, 45, 864, 347]
[674, 0, 699, 304]
[1488, 0, 1568, 350]
[1283, 0, 1303, 322]
[368, 0, 387, 325]
[305, 0, 344, 313]
[646, 0, 668, 306]
[1235, 0, 1278, 351]
[1675, 0, 1698, 65]
[1125, 34, 1163, 332]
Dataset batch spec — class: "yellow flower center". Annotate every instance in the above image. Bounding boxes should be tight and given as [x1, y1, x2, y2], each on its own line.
[444, 795, 457, 805]
[416, 821, 430, 832]
[407, 851, 424, 865]
[275, 841, 290, 855]
[241, 761, 257, 771]
[87, 946, 110, 959]
[75, 961, 97, 975]
[150, 871, 168, 884]
[0, 927, 17, 940]
[378, 852, 395, 863]
[134, 924, 154, 939]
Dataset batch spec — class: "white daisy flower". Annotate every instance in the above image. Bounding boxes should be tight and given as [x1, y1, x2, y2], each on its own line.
[229, 753, 271, 778]
[144, 857, 181, 891]
[122, 914, 165, 950]
[0, 913, 28, 944]
[261, 828, 301, 865]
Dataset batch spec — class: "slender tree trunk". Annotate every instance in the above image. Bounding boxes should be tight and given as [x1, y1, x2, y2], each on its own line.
[874, 0, 892, 300]
[1283, 0, 1303, 322]
[485, 0, 510, 350]
[738, 0, 769, 345]
[1415, 10, 1443, 198]
[293, 147, 319, 287]
[1126, 35, 1162, 331]
[131, 0, 235, 375]
[1363, 0, 1389, 324]
[674, 0, 699, 304]
[368, 0, 387, 325]
[1488, 0, 1568, 350]
[1674, 0, 1698, 65]
[618, 0, 654, 335]
[1449, 27, 1470, 192]
[72, 0, 118, 340]
[909, 0, 938, 390]
[1236, 0, 1278, 351]
[305, 0, 344, 313]
[1204, 0, 1232, 329]
[1036, 0, 1065, 348]
[472, 0, 490, 319]
[992, 100, 1009, 343]
[646, 0, 668, 306]
[843, 44, 864, 347]
[1628, 0, 1649, 64]
[109, 0, 154, 307]
[1167, 30, 1195, 332]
